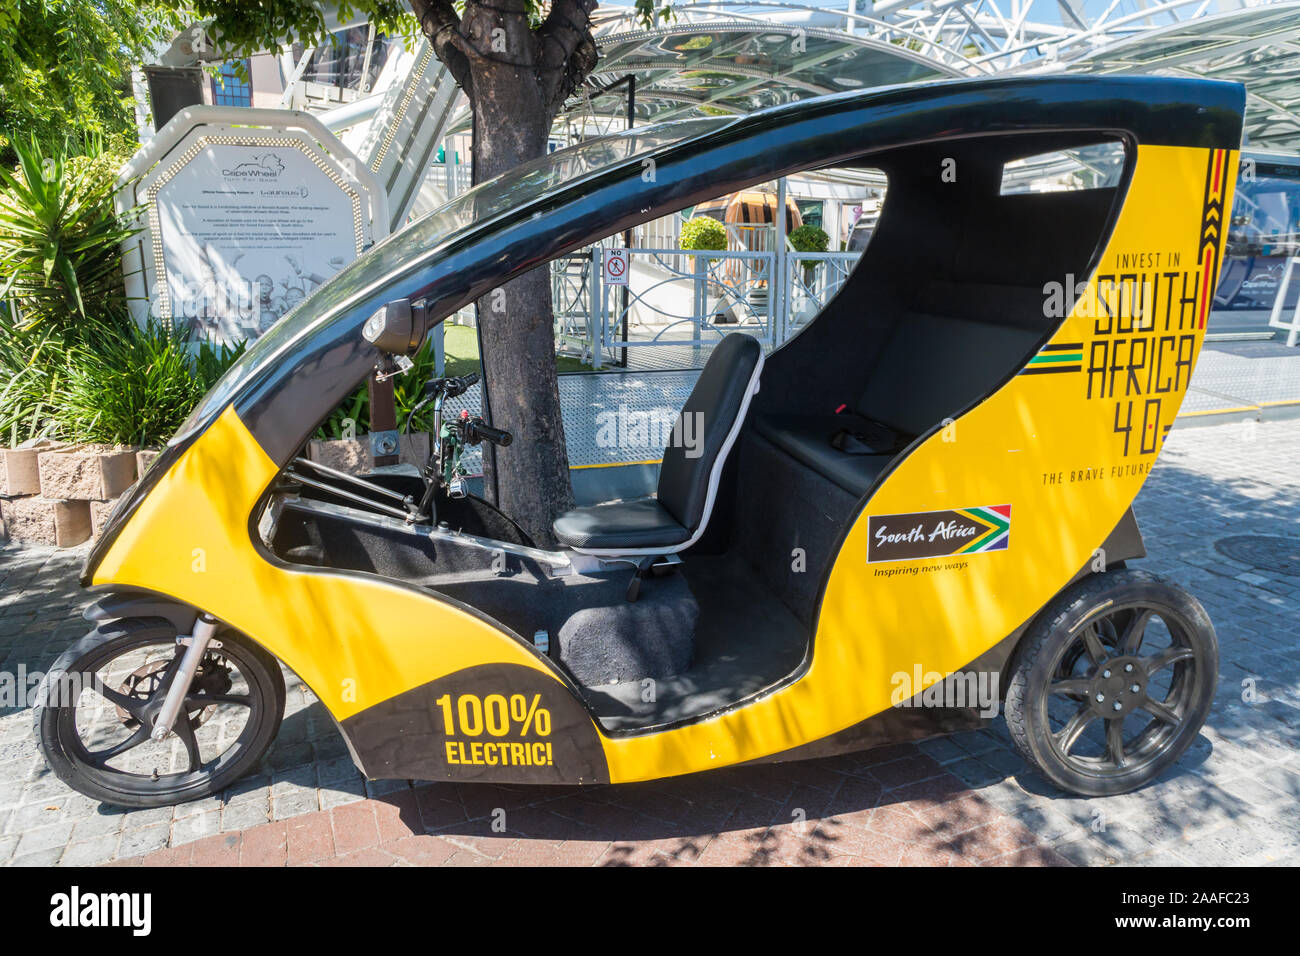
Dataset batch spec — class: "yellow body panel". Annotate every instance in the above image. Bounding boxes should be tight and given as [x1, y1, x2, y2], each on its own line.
[93, 406, 561, 721]
[93, 143, 1235, 784]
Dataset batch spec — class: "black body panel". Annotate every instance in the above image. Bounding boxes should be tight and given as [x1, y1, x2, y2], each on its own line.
[340, 663, 610, 784]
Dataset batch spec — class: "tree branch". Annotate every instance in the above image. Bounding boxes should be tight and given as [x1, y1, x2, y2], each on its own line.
[409, 0, 474, 97]
[537, 0, 600, 116]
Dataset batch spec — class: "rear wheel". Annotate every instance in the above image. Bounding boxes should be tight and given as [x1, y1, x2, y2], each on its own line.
[1004, 569, 1217, 796]
[34, 617, 285, 807]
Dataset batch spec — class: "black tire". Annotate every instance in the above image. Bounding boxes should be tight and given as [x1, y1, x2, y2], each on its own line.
[1004, 569, 1217, 797]
[34, 617, 285, 808]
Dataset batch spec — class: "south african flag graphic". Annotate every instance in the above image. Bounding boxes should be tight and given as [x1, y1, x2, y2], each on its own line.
[867, 504, 1011, 563]
[954, 505, 1012, 554]
[1020, 343, 1083, 375]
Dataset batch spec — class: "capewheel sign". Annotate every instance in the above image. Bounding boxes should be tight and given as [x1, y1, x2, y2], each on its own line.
[603, 248, 630, 286]
[116, 107, 388, 346]
[154, 144, 359, 340]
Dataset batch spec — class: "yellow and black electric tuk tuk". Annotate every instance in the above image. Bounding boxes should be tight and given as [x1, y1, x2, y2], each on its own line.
[36, 75, 1242, 806]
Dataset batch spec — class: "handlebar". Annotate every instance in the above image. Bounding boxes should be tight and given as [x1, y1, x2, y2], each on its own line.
[425, 372, 480, 399]
[423, 371, 510, 449]
[468, 420, 512, 447]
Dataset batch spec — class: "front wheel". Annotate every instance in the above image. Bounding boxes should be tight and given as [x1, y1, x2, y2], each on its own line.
[34, 617, 285, 807]
[1004, 569, 1217, 797]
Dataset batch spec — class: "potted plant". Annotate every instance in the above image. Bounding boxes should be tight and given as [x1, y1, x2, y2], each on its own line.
[35, 322, 242, 541]
[679, 215, 731, 322]
[679, 215, 728, 257]
[1, 137, 139, 496]
[788, 223, 830, 290]
[1, 320, 66, 495]
[0, 136, 139, 544]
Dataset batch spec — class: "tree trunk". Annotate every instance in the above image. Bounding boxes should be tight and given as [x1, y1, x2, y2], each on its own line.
[410, 0, 599, 546]
[476, 266, 574, 547]
[466, 10, 574, 546]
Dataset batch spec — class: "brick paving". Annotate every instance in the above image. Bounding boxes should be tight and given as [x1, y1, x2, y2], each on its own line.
[1, 416, 1298, 867]
[106, 759, 1066, 868]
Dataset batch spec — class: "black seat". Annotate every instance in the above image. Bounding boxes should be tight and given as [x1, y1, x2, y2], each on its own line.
[553, 333, 764, 553]
[753, 414, 894, 496]
[548, 497, 691, 551]
[755, 306, 1044, 496]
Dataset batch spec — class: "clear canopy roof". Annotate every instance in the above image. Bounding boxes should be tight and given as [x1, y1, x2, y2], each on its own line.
[1045, 3, 1300, 149]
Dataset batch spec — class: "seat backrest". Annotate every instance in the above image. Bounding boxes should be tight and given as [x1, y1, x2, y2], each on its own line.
[857, 311, 1040, 437]
[657, 333, 764, 534]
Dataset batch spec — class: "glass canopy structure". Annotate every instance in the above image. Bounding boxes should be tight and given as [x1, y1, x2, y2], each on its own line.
[142, 2, 1300, 171]
[1037, 2, 1300, 148]
[583, 17, 959, 126]
[576, 1, 1300, 150]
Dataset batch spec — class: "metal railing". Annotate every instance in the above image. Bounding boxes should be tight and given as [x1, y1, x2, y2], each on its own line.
[551, 245, 862, 369]
[784, 251, 860, 336]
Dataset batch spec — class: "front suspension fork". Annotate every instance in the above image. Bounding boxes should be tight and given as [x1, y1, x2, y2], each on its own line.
[149, 615, 219, 742]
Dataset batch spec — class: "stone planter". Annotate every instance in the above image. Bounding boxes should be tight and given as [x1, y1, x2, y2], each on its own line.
[307, 433, 430, 475]
[37, 443, 137, 501]
[1, 440, 62, 497]
[0, 496, 91, 548]
[89, 499, 119, 539]
[136, 448, 161, 478]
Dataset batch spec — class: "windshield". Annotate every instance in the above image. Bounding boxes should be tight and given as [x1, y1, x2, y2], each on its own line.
[177, 116, 729, 443]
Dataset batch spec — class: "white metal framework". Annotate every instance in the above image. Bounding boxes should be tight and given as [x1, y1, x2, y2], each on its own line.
[142, 1, 1300, 195]
[580, 0, 1300, 149]
[128, 0, 1300, 290]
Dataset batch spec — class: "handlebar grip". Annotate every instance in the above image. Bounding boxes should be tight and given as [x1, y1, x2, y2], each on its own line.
[473, 421, 512, 447]
[432, 372, 481, 399]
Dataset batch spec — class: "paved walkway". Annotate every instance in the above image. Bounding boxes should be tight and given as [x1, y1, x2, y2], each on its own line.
[2, 417, 1298, 866]
[1182, 338, 1300, 418]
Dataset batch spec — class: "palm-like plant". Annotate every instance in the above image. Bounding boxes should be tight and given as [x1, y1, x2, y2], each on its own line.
[0, 310, 65, 445]
[0, 135, 138, 334]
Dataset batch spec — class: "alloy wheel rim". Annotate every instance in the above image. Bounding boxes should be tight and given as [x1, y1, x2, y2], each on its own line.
[1039, 602, 1201, 781]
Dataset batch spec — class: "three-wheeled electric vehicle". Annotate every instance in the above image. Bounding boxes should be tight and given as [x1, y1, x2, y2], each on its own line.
[35, 76, 1244, 806]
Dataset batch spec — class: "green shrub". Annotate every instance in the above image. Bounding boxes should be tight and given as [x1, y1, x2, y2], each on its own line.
[0, 134, 138, 337]
[194, 337, 247, 392]
[0, 313, 66, 445]
[58, 322, 245, 448]
[0, 2, 182, 161]
[679, 216, 728, 252]
[788, 223, 829, 262]
[0, 135, 183, 447]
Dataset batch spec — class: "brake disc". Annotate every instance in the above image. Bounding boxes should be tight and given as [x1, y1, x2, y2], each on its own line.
[114, 654, 231, 729]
